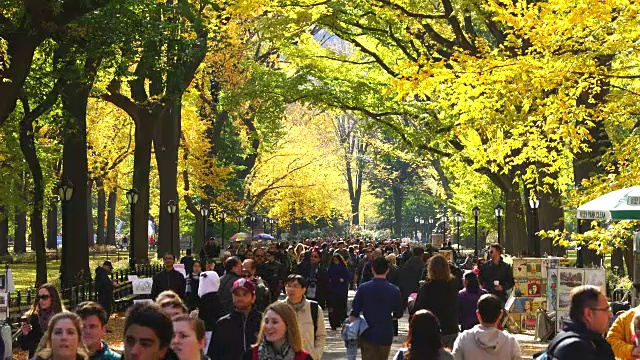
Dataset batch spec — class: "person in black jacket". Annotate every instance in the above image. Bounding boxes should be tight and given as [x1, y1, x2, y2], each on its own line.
[18, 283, 65, 358]
[543, 285, 614, 360]
[198, 271, 222, 331]
[219, 256, 243, 316]
[151, 253, 187, 300]
[296, 247, 328, 309]
[398, 247, 426, 312]
[478, 243, 514, 304]
[414, 254, 459, 348]
[209, 278, 262, 360]
[95, 261, 114, 322]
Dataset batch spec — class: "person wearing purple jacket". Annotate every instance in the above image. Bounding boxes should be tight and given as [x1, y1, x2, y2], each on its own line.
[458, 271, 488, 331]
[327, 254, 352, 330]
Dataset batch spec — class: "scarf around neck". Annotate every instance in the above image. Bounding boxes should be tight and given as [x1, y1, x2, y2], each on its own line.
[38, 307, 55, 332]
[258, 339, 294, 360]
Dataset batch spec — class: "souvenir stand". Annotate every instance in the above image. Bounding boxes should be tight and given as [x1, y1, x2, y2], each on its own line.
[0, 264, 15, 359]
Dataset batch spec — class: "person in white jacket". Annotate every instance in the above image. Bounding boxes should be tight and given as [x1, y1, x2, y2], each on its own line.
[452, 294, 522, 360]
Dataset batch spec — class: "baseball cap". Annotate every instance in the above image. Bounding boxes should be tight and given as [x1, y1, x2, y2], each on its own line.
[232, 278, 256, 295]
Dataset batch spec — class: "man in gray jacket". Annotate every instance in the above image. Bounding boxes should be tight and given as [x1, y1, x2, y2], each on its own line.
[452, 294, 522, 360]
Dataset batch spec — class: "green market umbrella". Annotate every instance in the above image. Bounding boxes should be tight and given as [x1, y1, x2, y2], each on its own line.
[611, 187, 640, 220]
[576, 186, 640, 221]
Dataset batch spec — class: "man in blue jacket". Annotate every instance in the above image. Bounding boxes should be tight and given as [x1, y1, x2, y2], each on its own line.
[350, 257, 403, 360]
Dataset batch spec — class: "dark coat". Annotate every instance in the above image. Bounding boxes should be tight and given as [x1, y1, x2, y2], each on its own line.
[188, 273, 201, 309]
[151, 269, 186, 300]
[458, 287, 488, 330]
[545, 320, 615, 360]
[328, 263, 351, 297]
[198, 292, 222, 331]
[397, 256, 425, 297]
[95, 266, 113, 313]
[18, 313, 45, 358]
[180, 255, 195, 275]
[209, 308, 262, 360]
[296, 262, 328, 308]
[478, 258, 515, 303]
[415, 278, 459, 335]
[219, 272, 241, 316]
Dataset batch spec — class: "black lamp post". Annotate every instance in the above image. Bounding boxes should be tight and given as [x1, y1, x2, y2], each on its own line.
[220, 210, 226, 249]
[472, 206, 480, 257]
[237, 215, 242, 233]
[529, 196, 540, 257]
[251, 214, 256, 238]
[48, 195, 60, 249]
[275, 219, 279, 239]
[200, 205, 209, 252]
[57, 179, 74, 288]
[414, 216, 419, 241]
[419, 217, 425, 243]
[167, 200, 177, 254]
[455, 213, 462, 252]
[269, 218, 275, 235]
[428, 217, 434, 244]
[495, 204, 504, 246]
[442, 213, 448, 246]
[125, 188, 139, 267]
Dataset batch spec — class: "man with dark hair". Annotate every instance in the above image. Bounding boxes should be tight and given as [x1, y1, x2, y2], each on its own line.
[218, 256, 243, 316]
[199, 236, 220, 261]
[151, 253, 186, 300]
[398, 246, 425, 312]
[478, 243, 514, 304]
[179, 249, 194, 276]
[95, 261, 114, 324]
[75, 301, 121, 360]
[452, 294, 521, 359]
[350, 257, 403, 360]
[544, 285, 614, 360]
[123, 302, 173, 360]
[242, 259, 270, 311]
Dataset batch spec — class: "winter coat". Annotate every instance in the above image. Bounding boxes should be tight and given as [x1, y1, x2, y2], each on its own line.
[397, 256, 425, 297]
[151, 269, 186, 300]
[198, 271, 222, 331]
[606, 307, 636, 360]
[415, 278, 459, 335]
[18, 313, 45, 358]
[457, 288, 488, 331]
[452, 324, 522, 360]
[546, 320, 615, 360]
[219, 271, 241, 316]
[210, 308, 262, 360]
[477, 258, 514, 304]
[327, 263, 351, 297]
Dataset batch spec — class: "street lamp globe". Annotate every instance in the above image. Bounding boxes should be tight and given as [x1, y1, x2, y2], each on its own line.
[428, 217, 434, 224]
[200, 205, 209, 218]
[167, 200, 177, 214]
[414, 216, 419, 224]
[529, 197, 540, 209]
[455, 213, 462, 224]
[221, 210, 226, 219]
[126, 188, 139, 205]
[494, 204, 504, 217]
[419, 217, 424, 225]
[57, 179, 74, 202]
[472, 206, 480, 219]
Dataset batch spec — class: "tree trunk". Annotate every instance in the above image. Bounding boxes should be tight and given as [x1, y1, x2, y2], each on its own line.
[538, 178, 565, 256]
[624, 235, 633, 278]
[504, 180, 527, 255]
[0, 35, 40, 126]
[96, 179, 106, 245]
[87, 180, 94, 246]
[46, 199, 58, 249]
[59, 56, 99, 287]
[106, 190, 116, 246]
[0, 207, 8, 256]
[392, 184, 403, 236]
[14, 210, 27, 254]
[611, 247, 624, 276]
[154, 99, 181, 257]
[132, 116, 154, 263]
[19, 109, 47, 285]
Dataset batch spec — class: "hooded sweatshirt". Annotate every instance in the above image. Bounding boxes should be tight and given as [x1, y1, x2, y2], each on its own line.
[452, 325, 522, 360]
[198, 271, 222, 331]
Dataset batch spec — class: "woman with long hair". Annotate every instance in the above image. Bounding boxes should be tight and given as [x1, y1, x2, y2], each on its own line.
[414, 254, 459, 348]
[171, 314, 209, 360]
[19, 283, 66, 358]
[242, 302, 312, 360]
[458, 271, 488, 331]
[327, 254, 351, 330]
[394, 310, 454, 360]
[188, 260, 202, 310]
[32, 312, 89, 360]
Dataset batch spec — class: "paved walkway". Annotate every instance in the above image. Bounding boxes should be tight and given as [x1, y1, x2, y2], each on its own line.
[321, 290, 547, 359]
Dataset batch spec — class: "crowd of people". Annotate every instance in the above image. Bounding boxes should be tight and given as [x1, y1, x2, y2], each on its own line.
[12, 236, 638, 360]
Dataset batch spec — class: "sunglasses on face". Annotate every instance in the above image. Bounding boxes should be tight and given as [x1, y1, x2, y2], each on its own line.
[38, 294, 50, 300]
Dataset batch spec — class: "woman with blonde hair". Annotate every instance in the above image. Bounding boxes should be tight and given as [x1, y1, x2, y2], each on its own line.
[19, 283, 66, 358]
[414, 254, 459, 348]
[243, 302, 312, 360]
[293, 243, 305, 264]
[33, 312, 89, 360]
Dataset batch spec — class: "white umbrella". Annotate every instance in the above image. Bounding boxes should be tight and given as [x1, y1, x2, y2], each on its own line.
[576, 186, 640, 220]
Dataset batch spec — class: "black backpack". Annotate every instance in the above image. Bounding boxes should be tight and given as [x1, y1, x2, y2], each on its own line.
[534, 331, 593, 360]
[310, 300, 319, 335]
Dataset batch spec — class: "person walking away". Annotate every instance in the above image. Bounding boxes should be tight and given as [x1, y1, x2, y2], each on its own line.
[198, 271, 222, 332]
[394, 309, 454, 360]
[94, 261, 114, 324]
[452, 294, 522, 360]
[210, 278, 262, 360]
[19, 283, 65, 358]
[415, 254, 459, 348]
[180, 249, 196, 276]
[187, 260, 202, 310]
[283, 274, 326, 360]
[478, 243, 514, 305]
[398, 247, 426, 314]
[171, 314, 209, 360]
[32, 312, 90, 360]
[151, 253, 187, 300]
[542, 285, 614, 360]
[327, 254, 351, 330]
[75, 301, 121, 360]
[218, 256, 243, 316]
[606, 306, 640, 360]
[458, 271, 488, 331]
[350, 257, 403, 360]
[385, 254, 401, 336]
[242, 302, 313, 360]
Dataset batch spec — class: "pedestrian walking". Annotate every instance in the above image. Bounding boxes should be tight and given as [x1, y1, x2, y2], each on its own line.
[415, 254, 459, 348]
[94, 261, 114, 323]
[327, 254, 351, 330]
[398, 247, 426, 313]
[75, 301, 121, 360]
[542, 285, 614, 360]
[242, 302, 313, 360]
[187, 260, 202, 310]
[283, 274, 326, 360]
[297, 248, 328, 309]
[219, 256, 243, 316]
[32, 312, 89, 360]
[350, 257, 403, 360]
[151, 253, 187, 300]
[198, 271, 222, 332]
[394, 309, 454, 360]
[18, 283, 65, 358]
[171, 314, 209, 360]
[458, 271, 488, 331]
[452, 294, 522, 360]
[123, 303, 173, 360]
[478, 244, 514, 305]
[606, 306, 640, 359]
